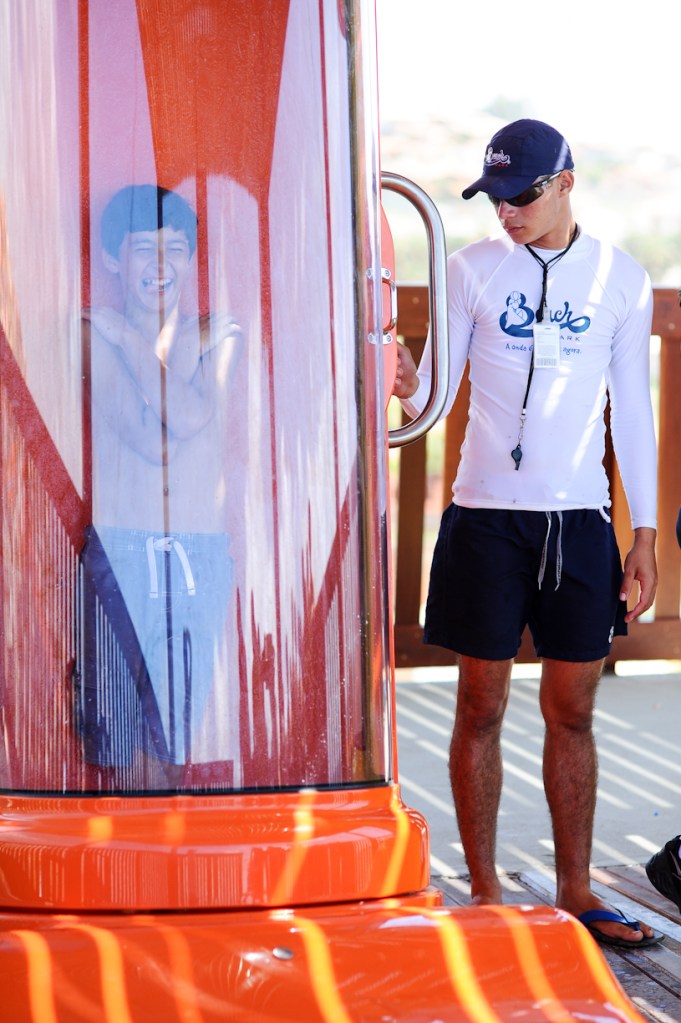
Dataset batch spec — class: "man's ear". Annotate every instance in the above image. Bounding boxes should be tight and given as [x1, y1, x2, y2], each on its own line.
[559, 170, 575, 195]
[102, 249, 120, 274]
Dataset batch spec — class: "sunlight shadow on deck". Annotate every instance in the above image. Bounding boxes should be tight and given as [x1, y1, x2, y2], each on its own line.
[396, 663, 681, 880]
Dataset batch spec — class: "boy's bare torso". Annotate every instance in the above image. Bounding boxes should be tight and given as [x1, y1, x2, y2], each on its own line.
[90, 310, 241, 533]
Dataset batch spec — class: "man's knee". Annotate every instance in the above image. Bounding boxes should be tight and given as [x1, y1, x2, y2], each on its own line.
[543, 701, 594, 734]
[539, 658, 602, 732]
[540, 683, 596, 733]
[456, 698, 507, 735]
[455, 662, 511, 733]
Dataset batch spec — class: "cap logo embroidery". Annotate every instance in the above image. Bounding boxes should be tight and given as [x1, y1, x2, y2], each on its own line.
[484, 145, 511, 168]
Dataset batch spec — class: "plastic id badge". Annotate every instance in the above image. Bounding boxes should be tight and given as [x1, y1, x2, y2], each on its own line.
[532, 322, 560, 368]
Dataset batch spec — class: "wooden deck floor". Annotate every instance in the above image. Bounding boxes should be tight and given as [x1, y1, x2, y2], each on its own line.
[395, 669, 681, 1020]
[436, 865, 681, 1023]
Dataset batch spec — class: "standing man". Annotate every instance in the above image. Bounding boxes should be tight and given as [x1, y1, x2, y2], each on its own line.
[393, 119, 661, 948]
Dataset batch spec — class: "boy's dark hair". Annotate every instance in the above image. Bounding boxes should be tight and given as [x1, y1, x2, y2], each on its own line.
[101, 185, 198, 257]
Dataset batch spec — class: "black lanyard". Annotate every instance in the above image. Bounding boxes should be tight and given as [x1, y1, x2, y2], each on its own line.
[511, 223, 580, 470]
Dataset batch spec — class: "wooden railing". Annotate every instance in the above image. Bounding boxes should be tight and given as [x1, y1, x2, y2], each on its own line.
[392, 285, 681, 667]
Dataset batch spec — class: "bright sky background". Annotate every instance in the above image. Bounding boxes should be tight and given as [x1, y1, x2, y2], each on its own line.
[375, 0, 680, 152]
[374, 0, 681, 282]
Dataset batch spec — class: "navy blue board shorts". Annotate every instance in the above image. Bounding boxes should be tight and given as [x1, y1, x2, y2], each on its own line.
[424, 506, 628, 662]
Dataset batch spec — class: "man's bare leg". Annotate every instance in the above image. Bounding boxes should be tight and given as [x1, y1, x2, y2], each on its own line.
[449, 654, 513, 905]
[540, 657, 655, 943]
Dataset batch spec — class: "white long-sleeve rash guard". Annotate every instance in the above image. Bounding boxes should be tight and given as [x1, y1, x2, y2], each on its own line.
[402, 231, 657, 529]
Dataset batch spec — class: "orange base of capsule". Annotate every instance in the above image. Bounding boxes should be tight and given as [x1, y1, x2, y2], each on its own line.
[0, 784, 429, 911]
[0, 897, 645, 1023]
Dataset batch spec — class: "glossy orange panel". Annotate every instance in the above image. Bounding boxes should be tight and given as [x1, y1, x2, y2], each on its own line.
[0, 784, 429, 911]
[0, 900, 645, 1023]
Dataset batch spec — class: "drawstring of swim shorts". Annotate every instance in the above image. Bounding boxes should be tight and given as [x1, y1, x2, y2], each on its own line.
[183, 628, 192, 764]
[537, 511, 563, 591]
[146, 536, 197, 598]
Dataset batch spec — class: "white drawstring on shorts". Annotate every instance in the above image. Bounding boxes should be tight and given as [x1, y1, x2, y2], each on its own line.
[538, 511, 563, 591]
[146, 536, 196, 598]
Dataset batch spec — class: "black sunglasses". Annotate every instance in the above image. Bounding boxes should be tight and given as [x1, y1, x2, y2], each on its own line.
[488, 172, 561, 209]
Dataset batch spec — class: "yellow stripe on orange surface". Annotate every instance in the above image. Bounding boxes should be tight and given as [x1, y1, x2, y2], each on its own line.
[151, 924, 206, 1023]
[10, 930, 59, 1023]
[400, 907, 505, 1023]
[86, 814, 114, 843]
[289, 914, 354, 1023]
[485, 906, 574, 1022]
[431, 910, 507, 1023]
[561, 913, 648, 1023]
[379, 785, 413, 896]
[70, 924, 135, 1023]
[270, 789, 317, 904]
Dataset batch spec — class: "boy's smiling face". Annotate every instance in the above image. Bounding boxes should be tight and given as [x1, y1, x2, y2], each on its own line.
[104, 226, 193, 319]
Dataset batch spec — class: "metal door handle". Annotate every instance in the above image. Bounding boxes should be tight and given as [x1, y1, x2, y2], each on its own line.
[382, 266, 398, 342]
[381, 172, 449, 447]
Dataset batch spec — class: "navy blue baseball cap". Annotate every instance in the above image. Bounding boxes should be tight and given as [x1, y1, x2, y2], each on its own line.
[462, 119, 574, 200]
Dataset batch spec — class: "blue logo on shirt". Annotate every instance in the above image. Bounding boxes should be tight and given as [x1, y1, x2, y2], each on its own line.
[500, 291, 591, 338]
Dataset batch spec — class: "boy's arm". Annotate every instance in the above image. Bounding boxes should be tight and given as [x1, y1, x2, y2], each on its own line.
[85, 308, 242, 441]
[85, 314, 178, 464]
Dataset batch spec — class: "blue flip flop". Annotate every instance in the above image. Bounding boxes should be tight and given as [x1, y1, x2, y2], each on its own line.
[578, 907, 663, 949]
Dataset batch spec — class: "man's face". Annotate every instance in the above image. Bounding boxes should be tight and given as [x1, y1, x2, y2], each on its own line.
[493, 173, 570, 249]
[106, 227, 193, 318]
